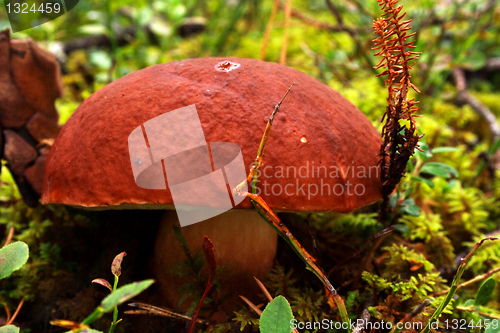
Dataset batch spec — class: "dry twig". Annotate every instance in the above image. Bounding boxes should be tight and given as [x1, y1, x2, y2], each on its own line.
[452, 67, 500, 170]
[280, 0, 291, 65]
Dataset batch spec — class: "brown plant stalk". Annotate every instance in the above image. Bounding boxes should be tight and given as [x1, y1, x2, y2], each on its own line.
[372, 0, 422, 218]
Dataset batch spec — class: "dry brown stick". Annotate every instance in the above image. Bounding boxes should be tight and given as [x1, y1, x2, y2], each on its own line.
[285, 5, 366, 35]
[485, 58, 500, 71]
[125, 302, 209, 325]
[254, 277, 273, 302]
[3, 305, 11, 324]
[324, 0, 378, 76]
[325, 0, 344, 25]
[260, 0, 280, 60]
[452, 68, 500, 168]
[6, 298, 24, 325]
[239, 295, 263, 315]
[2, 226, 14, 248]
[390, 299, 431, 333]
[329, 226, 394, 275]
[352, 295, 374, 333]
[280, 0, 292, 65]
[362, 233, 390, 273]
[452, 68, 500, 140]
[300, 42, 352, 87]
[456, 305, 500, 320]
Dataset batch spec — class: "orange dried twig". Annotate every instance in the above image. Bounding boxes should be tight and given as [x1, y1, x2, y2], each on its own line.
[2, 226, 14, 248]
[6, 298, 24, 325]
[261, 0, 280, 60]
[280, 0, 291, 65]
[233, 85, 350, 326]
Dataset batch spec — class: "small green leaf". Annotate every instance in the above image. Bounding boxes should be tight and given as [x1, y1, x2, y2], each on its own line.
[89, 50, 112, 70]
[100, 279, 154, 312]
[485, 319, 500, 333]
[420, 162, 459, 178]
[0, 325, 20, 333]
[78, 24, 108, 35]
[389, 193, 400, 209]
[415, 142, 432, 161]
[393, 223, 410, 235]
[412, 176, 435, 188]
[463, 299, 475, 307]
[401, 204, 420, 217]
[475, 278, 496, 306]
[407, 159, 415, 173]
[260, 296, 293, 333]
[431, 147, 460, 154]
[0, 241, 29, 279]
[149, 18, 172, 37]
[400, 198, 421, 217]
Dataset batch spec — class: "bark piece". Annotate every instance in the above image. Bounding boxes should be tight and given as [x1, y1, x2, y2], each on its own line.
[25, 153, 47, 195]
[3, 130, 37, 175]
[8, 169, 39, 207]
[10, 38, 63, 120]
[26, 112, 61, 142]
[0, 30, 37, 128]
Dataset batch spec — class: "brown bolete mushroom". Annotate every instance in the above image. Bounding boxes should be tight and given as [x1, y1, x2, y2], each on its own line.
[42, 57, 382, 311]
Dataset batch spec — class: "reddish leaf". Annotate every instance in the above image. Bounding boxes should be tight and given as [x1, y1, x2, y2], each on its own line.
[203, 236, 216, 278]
[111, 251, 127, 277]
[188, 237, 217, 333]
[92, 278, 113, 292]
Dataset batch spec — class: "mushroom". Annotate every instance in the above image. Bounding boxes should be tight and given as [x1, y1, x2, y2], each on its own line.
[42, 57, 382, 311]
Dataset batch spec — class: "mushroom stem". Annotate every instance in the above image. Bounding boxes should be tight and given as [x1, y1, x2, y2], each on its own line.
[152, 210, 277, 311]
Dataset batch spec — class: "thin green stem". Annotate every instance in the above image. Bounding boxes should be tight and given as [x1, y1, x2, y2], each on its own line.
[81, 307, 105, 325]
[420, 237, 497, 333]
[108, 274, 120, 333]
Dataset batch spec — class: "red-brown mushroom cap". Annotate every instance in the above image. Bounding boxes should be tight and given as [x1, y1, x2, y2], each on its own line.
[42, 57, 382, 212]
